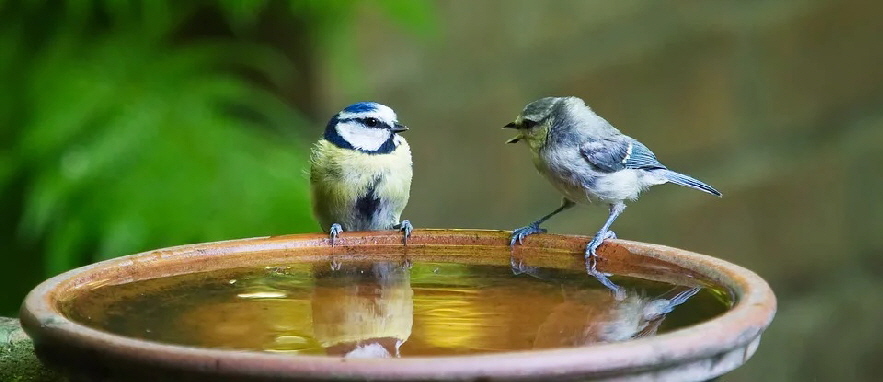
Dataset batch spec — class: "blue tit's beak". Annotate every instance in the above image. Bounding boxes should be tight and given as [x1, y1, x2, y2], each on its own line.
[391, 123, 408, 133]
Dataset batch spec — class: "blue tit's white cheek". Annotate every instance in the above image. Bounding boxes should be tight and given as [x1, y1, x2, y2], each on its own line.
[335, 122, 392, 151]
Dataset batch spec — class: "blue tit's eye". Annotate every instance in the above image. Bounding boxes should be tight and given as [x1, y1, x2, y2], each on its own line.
[523, 119, 538, 128]
[364, 117, 379, 127]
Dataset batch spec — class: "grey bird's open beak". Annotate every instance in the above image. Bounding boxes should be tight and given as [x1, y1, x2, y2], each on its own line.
[391, 123, 408, 133]
[504, 121, 520, 143]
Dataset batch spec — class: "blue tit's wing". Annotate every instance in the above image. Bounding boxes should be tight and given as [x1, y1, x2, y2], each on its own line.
[580, 137, 666, 173]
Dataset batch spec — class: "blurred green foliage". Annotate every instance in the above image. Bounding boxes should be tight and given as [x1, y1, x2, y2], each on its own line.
[0, 0, 435, 315]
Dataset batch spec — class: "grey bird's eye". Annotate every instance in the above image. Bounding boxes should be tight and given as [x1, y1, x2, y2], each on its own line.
[364, 117, 379, 127]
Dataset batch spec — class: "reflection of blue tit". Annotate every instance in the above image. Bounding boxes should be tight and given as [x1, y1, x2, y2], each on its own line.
[310, 102, 413, 244]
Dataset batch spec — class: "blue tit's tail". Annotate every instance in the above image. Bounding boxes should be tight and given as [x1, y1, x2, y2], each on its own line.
[660, 170, 722, 197]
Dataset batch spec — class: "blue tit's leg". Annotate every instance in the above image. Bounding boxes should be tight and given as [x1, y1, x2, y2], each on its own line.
[329, 223, 343, 246]
[509, 198, 575, 246]
[328, 223, 344, 270]
[394, 220, 413, 245]
[585, 202, 626, 297]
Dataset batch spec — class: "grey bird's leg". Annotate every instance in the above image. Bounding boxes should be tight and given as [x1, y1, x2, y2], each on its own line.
[509, 198, 575, 246]
[585, 202, 626, 296]
[394, 220, 413, 245]
[585, 202, 625, 261]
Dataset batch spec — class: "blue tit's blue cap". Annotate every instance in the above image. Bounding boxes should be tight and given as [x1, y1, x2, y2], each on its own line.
[343, 102, 380, 113]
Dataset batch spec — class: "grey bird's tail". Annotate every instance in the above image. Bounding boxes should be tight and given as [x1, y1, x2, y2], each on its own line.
[660, 170, 722, 197]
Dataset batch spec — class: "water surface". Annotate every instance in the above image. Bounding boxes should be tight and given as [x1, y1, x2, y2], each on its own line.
[63, 261, 731, 357]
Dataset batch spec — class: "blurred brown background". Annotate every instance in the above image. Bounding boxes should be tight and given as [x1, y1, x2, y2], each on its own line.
[2, 1, 882, 381]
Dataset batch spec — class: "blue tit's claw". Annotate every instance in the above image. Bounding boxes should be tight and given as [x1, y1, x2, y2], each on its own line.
[329, 223, 343, 246]
[509, 223, 547, 246]
[330, 258, 342, 271]
[398, 220, 414, 245]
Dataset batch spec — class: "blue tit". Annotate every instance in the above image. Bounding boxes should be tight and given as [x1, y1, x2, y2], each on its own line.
[504, 96, 721, 292]
[310, 102, 413, 244]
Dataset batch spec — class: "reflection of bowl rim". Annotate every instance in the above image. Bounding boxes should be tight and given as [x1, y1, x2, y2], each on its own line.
[21, 229, 776, 381]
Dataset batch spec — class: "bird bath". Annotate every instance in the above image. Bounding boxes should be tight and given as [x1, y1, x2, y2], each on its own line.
[20, 230, 776, 382]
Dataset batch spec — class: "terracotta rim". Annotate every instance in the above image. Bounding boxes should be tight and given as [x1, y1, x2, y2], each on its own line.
[21, 229, 777, 381]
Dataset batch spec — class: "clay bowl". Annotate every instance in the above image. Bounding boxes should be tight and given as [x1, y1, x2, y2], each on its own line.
[21, 229, 776, 382]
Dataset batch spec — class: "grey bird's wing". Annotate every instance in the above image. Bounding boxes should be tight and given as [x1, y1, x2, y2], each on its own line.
[579, 137, 666, 173]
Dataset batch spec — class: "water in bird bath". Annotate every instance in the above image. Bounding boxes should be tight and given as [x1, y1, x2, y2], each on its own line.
[61, 260, 730, 358]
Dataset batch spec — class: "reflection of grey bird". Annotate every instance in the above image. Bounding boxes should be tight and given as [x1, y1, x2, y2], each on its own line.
[504, 97, 721, 291]
[533, 287, 701, 348]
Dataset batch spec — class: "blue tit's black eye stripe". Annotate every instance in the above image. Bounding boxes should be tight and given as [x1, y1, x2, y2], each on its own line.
[334, 117, 389, 129]
[360, 117, 391, 129]
[522, 119, 539, 128]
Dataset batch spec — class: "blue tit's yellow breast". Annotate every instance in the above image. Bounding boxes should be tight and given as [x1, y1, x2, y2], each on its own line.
[309, 138, 413, 230]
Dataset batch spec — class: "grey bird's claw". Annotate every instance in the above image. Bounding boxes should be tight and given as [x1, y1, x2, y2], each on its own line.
[329, 223, 343, 246]
[397, 220, 414, 245]
[586, 230, 617, 258]
[509, 223, 547, 246]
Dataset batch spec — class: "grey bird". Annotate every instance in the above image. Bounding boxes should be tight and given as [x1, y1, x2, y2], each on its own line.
[504, 96, 721, 292]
